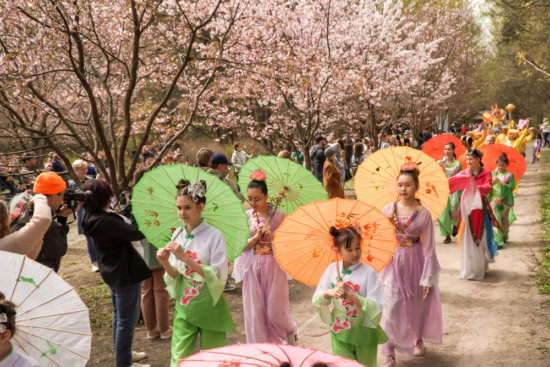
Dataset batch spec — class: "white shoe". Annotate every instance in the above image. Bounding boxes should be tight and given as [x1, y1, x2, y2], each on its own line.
[132, 351, 146, 362]
[286, 332, 297, 346]
[91, 262, 99, 272]
[131, 363, 150, 367]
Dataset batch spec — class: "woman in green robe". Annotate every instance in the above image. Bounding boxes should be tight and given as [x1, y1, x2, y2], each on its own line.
[437, 142, 463, 244]
[157, 179, 236, 366]
[488, 153, 517, 248]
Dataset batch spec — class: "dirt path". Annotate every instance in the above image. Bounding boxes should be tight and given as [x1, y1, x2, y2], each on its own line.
[60, 147, 550, 366]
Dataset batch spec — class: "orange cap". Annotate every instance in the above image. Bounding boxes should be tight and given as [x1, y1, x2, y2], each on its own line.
[33, 172, 67, 195]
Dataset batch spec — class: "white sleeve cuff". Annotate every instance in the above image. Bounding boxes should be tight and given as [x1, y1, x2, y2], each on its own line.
[420, 273, 440, 287]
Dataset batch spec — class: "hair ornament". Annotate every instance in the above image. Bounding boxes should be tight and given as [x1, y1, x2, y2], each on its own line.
[0, 312, 7, 333]
[187, 181, 206, 203]
[401, 162, 417, 171]
[250, 170, 267, 182]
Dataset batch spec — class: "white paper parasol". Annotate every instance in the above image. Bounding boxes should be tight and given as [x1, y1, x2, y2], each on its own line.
[0, 251, 91, 366]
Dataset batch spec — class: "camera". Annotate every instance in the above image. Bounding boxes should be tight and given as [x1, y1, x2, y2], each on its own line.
[119, 191, 132, 206]
[64, 188, 93, 209]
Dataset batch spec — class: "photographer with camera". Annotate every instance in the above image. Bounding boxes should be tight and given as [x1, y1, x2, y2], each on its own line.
[10, 172, 75, 272]
[69, 159, 98, 272]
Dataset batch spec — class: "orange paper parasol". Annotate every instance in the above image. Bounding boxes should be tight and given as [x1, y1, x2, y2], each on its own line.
[481, 144, 526, 180]
[273, 198, 397, 286]
[354, 147, 450, 220]
[422, 134, 466, 162]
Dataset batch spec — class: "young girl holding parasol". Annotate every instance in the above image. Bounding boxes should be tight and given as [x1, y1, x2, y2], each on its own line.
[232, 170, 298, 344]
[487, 154, 517, 249]
[437, 142, 463, 244]
[379, 163, 442, 367]
[312, 226, 387, 367]
[0, 293, 40, 367]
[157, 180, 236, 366]
[449, 149, 500, 281]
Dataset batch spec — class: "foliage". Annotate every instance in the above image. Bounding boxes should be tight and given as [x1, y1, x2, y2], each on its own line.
[481, 0, 550, 119]
[0, 0, 250, 194]
[537, 174, 550, 294]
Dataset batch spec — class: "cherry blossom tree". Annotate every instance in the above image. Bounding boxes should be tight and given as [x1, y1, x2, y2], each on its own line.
[0, 0, 250, 193]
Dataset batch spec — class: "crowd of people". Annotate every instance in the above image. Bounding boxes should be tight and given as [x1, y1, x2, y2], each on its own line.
[0, 108, 546, 367]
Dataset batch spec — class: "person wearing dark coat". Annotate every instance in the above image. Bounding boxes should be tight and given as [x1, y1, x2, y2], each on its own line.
[310, 135, 327, 183]
[81, 179, 151, 367]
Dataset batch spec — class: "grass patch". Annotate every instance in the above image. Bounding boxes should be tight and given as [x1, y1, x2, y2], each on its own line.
[77, 282, 113, 335]
[536, 174, 550, 294]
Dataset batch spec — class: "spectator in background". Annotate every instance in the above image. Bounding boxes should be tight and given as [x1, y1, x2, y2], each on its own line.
[394, 134, 403, 147]
[208, 153, 245, 202]
[51, 153, 68, 182]
[323, 147, 345, 199]
[403, 130, 412, 147]
[141, 146, 155, 161]
[82, 179, 151, 367]
[231, 142, 253, 182]
[378, 133, 390, 149]
[310, 135, 327, 183]
[195, 148, 214, 171]
[422, 126, 433, 145]
[485, 135, 495, 146]
[19, 152, 40, 190]
[69, 159, 98, 272]
[291, 147, 304, 165]
[277, 150, 291, 159]
[86, 154, 97, 178]
[350, 142, 368, 176]
[461, 124, 468, 135]
[44, 162, 53, 171]
[542, 118, 550, 148]
[448, 124, 457, 134]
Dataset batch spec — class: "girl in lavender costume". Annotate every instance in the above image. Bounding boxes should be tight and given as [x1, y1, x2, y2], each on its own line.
[379, 163, 442, 367]
[232, 170, 298, 344]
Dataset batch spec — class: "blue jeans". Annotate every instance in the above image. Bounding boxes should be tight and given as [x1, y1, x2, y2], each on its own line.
[109, 283, 141, 367]
[86, 235, 97, 263]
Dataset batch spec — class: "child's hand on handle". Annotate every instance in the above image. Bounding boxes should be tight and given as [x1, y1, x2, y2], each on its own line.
[423, 286, 432, 299]
[323, 287, 345, 300]
[259, 223, 273, 239]
[166, 241, 185, 260]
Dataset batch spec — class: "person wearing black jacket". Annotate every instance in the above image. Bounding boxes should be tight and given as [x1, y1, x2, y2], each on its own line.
[10, 172, 71, 272]
[82, 179, 151, 367]
[310, 135, 327, 183]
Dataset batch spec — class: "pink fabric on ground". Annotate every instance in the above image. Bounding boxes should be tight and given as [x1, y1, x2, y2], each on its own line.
[380, 204, 443, 361]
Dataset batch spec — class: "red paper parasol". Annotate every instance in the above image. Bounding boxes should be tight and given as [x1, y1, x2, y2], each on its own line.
[422, 134, 466, 162]
[178, 343, 365, 366]
[481, 144, 526, 180]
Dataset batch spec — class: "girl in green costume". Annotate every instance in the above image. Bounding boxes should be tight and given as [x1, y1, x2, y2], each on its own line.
[437, 142, 463, 244]
[312, 226, 387, 367]
[157, 179, 236, 367]
[488, 153, 517, 248]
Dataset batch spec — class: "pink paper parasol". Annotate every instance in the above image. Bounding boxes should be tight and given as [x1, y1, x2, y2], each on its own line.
[178, 343, 365, 367]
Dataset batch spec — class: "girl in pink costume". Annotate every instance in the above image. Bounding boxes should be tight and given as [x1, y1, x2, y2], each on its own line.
[232, 171, 298, 344]
[379, 163, 442, 367]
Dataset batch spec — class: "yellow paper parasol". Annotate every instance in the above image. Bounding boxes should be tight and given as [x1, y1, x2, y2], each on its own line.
[273, 198, 397, 286]
[354, 147, 449, 220]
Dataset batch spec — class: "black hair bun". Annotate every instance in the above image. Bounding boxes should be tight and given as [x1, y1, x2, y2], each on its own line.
[329, 226, 339, 237]
[176, 179, 191, 190]
[501, 153, 507, 158]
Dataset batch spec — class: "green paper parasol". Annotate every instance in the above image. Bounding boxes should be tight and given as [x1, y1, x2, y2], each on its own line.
[237, 156, 328, 215]
[132, 164, 249, 261]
